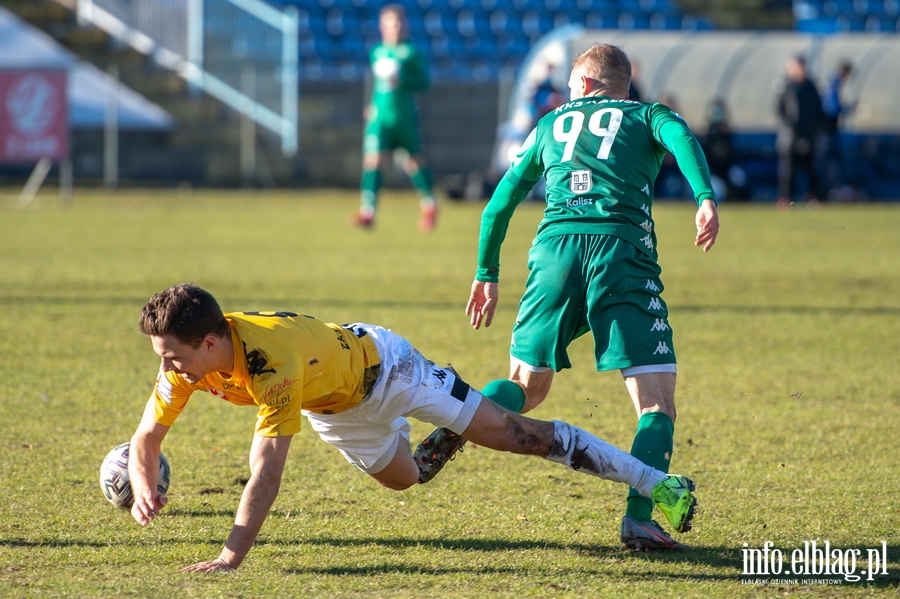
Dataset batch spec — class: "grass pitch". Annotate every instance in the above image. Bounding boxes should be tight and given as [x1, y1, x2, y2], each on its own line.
[0, 188, 898, 598]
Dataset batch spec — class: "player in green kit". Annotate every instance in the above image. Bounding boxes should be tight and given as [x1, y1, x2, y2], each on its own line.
[354, 4, 438, 232]
[414, 44, 719, 552]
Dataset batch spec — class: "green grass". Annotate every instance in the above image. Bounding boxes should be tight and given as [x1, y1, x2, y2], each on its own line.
[0, 188, 898, 598]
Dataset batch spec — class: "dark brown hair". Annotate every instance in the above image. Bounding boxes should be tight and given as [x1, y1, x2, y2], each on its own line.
[138, 284, 230, 347]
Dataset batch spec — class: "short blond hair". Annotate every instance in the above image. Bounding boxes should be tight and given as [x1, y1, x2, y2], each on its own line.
[572, 44, 632, 96]
[380, 3, 406, 19]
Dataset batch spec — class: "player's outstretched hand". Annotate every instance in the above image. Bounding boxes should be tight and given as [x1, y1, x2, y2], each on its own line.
[131, 491, 168, 526]
[466, 280, 499, 330]
[694, 199, 719, 252]
[180, 559, 236, 573]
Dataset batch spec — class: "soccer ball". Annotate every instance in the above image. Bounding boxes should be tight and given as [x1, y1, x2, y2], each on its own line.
[99, 442, 170, 510]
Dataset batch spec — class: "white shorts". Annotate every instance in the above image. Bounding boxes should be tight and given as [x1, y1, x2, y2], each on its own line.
[303, 324, 483, 475]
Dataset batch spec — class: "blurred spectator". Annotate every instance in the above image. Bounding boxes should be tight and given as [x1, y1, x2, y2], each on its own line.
[654, 93, 690, 198]
[529, 64, 565, 126]
[700, 98, 747, 201]
[820, 60, 855, 200]
[776, 55, 823, 205]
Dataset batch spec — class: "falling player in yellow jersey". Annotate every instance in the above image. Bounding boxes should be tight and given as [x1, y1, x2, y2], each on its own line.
[127, 283, 698, 572]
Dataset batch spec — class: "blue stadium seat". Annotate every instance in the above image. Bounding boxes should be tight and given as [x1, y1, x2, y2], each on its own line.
[641, 0, 678, 11]
[489, 9, 516, 34]
[619, 11, 651, 28]
[464, 34, 496, 55]
[486, 0, 517, 9]
[865, 13, 895, 29]
[681, 13, 715, 29]
[430, 32, 467, 56]
[585, 10, 618, 28]
[552, 12, 575, 27]
[457, 8, 492, 36]
[325, 8, 358, 36]
[822, 0, 853, 16]
[431, 56, 472, 79]
[470, 56, 501, 81]
[649, 11, 682, 29]
[295, 8, 326, 36]
[853, 0, 872, 14]
[496, 31, 530, 56]
[576, 0, 618, 10]
[795, 16, 839, 31]
[301, 56, 338, 81]
[333, 34, 367, 59]
[337, 59, 365, 80]
[521, 9, 554, 36]
[835, 14, 865, 29]
[887, 0, 900, 16]
[423, 8, 449, 35]
[545, 0, 579, 10]
[513, 0, 546, 10]
[359, 14, 380, 38]
[793, 0, 821, 19]
[618, 0, 644, 12]
[298, 33, 317, 57]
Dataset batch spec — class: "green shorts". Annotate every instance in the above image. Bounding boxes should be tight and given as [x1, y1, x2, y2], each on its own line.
[510, 234, 676, 372]
[363, 114, 421, 155]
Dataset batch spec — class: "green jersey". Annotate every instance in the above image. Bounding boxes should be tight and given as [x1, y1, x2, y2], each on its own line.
[477, 96, 714, 282]
[367, 42, 429, 126]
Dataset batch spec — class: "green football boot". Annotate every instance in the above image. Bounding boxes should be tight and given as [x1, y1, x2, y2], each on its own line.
[650, 475, 697, 533]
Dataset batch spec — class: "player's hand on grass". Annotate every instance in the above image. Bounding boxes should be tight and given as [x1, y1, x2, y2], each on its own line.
[694, 199, 719, 252]
[131, 491, 167, 526]
[466, 280, 499, 329]
[180, 559, 236, 573]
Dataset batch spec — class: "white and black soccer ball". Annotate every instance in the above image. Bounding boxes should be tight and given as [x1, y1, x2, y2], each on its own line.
[99, 442, 170, 510]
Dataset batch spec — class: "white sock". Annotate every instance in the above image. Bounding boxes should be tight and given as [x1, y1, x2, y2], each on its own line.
[545, 420, 667, 496]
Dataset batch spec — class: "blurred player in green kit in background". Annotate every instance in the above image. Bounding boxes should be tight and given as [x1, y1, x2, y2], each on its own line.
[354, 4, 438, 232]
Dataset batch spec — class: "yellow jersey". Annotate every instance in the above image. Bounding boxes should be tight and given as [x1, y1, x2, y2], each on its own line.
[148, 312, 381, 436]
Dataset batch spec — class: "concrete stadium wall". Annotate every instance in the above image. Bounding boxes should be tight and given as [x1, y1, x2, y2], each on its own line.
[296, 81, 501, 188]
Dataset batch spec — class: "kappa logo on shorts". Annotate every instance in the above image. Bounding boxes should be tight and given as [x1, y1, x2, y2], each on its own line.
[570, 170, 592, 193]
[648, 297, 663, 311]
[653, 342, 672, 355]
[650, 318, 670, 332]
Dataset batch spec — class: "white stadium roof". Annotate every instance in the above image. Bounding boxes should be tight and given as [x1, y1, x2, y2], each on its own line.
[0, 5, 173, 131]
[509, 27, 900, 135]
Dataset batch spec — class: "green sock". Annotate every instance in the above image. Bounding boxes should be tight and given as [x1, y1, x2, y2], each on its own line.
[360, 168, 382, 214]
[482, 379, 525, 413]
[409, 166, 434, 203]
[625, 411, 674, 522]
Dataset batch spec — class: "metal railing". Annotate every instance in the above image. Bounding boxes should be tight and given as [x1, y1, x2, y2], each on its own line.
[74, 0, 298, 156]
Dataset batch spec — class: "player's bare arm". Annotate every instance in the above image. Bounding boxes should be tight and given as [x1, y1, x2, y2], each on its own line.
[466, 280, 499, 329]
[694, 199, 719, 252]
[181, 434, 293, 573]
[129, 406, 170, 526]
